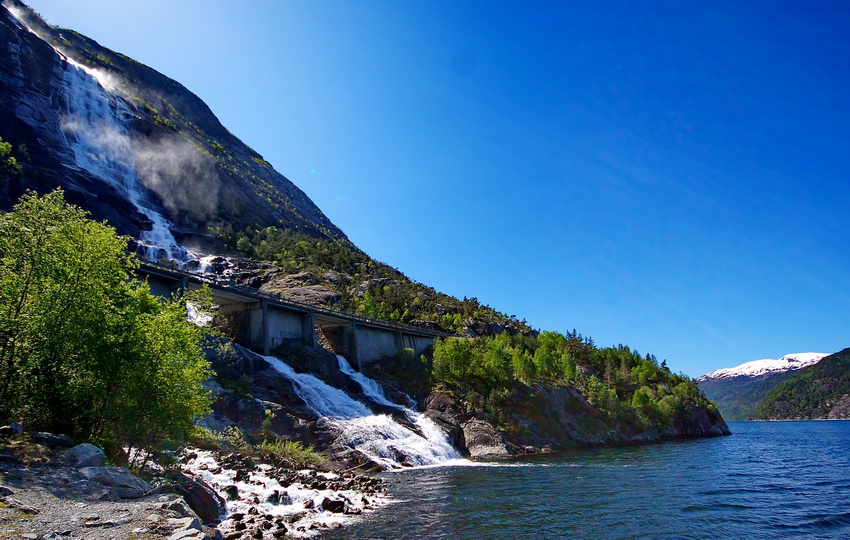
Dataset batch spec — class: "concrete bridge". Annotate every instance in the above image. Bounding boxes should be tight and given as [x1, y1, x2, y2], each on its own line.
[137, 262, 449, 367]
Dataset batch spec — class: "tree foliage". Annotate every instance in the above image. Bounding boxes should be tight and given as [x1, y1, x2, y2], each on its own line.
[430, 330, 716, 430]
[213, 223, 526, 333]
[0, 189, 212, 457]
[751, 348, 850, 420]
[0, 136, 23, 178]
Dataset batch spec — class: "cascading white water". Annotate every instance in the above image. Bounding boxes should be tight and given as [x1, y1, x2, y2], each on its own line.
[262, 355, 462, 470]
[335, 355, 404, 409]
[60, 59, 187, 263]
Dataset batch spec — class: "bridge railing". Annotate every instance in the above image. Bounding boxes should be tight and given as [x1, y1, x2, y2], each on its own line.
[138, 260, 454, 339]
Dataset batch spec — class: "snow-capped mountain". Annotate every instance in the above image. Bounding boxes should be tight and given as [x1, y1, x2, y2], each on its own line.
[697, 353, 828, 420]
[698, 353, 827, 382]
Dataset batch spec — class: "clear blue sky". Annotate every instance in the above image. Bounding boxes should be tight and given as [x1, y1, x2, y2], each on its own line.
[24, 0, 850, 377]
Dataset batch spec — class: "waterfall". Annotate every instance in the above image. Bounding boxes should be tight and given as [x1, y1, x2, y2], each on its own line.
[262, 355, 462, 470]
[60, 59, 187, 263]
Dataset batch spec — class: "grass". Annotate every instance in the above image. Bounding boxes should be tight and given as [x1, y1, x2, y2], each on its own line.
[189, 425, 327, 469]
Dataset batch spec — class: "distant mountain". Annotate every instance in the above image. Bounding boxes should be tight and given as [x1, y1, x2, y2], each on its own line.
[751, 348, 850, 420]
[697, 353, 827, 420]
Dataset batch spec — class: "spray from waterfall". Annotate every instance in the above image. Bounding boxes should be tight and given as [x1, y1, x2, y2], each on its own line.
[60, 59, 190, 263]
[262, 355, 462, 470]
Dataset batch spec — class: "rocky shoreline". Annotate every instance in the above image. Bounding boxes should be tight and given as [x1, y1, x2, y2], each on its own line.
[0, 430, 387, 539]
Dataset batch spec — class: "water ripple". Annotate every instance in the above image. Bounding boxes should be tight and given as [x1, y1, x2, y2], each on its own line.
[327, 421, 850, 539]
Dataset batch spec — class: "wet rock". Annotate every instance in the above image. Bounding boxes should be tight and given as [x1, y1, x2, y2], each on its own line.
[321, 497, 345, 513]
[423, 391, 469, 455]
[222, 484, 239, 500]
[0, 485, 13, 497]
[172, 473, 226, 524]
[63, 443, 106, 468]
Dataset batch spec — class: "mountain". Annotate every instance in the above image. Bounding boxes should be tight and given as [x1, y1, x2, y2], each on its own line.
[0, 0, 346, 259]
[751, 348, 850, 420]
[0, 0, 729, 469]
[697, 353, 827, 420]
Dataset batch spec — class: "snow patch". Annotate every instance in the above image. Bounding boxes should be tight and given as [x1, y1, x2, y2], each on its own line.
[698, 353, 827, 382]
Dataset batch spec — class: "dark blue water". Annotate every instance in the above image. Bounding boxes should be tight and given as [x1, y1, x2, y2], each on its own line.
[327, 421, 850, 539]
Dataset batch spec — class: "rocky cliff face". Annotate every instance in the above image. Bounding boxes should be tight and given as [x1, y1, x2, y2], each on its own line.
[0, 0, 347, 255]
[424, 384, 730, 458]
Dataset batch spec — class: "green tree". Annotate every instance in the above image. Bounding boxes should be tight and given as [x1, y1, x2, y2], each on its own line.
[0, 189, 211, 458]
[0, 136, 23, 177]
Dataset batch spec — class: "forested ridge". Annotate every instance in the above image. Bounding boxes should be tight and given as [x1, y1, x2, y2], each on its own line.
[214, 222, 720, 437]
[752, 348, 850, 420]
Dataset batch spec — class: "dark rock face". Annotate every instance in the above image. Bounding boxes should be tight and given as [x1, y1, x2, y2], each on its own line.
[172, 472, 226, 524]
[424, 384, 730, 459]
[0, 0, 349, 246]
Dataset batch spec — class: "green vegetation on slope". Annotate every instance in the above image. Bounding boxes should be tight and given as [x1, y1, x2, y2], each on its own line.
[429, 331, 715, 431]
[213, 223, 528, 334]
[0, 189, 212, 460]
[214, 223, 718, 434]
[0, 136, 23, 178]
[752, 348, 850, 420]
[698, 371, 799, 420]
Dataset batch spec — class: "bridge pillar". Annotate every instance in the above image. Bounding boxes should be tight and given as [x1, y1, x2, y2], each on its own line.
[301, 311, 317, 349]
[345, 323, 360, 370]
[261, 300, 270, 355]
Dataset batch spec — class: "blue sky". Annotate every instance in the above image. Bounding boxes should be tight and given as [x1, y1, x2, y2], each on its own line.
[24, 0, 850, 377]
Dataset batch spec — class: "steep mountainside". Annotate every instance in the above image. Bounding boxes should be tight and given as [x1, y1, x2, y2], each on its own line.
[0, 0, 729, 468]
[0, 0, 346, 252]
[697, 353, 827, 420]
[752, 348, 850, 420]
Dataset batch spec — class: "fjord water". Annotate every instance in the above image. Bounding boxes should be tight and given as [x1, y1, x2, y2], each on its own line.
[328, 421, 850, 539]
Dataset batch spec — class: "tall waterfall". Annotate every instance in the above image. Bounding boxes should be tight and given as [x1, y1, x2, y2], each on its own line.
[60, 59, 187, 263]
[262, 355, 462, 470]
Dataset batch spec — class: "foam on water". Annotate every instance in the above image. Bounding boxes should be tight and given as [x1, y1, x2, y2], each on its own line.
[263, 355, 462, 469]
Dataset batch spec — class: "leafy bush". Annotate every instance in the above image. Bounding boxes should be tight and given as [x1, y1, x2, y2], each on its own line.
[0, 189, 212, 460]
[256, 439, 326, 468]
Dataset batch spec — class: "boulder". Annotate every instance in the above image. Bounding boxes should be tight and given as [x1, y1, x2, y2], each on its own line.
[222, 485, 239, 501]
[321, 497, 345, 513]
[164, 498, 199, 519]
[29, 431, 74, 448]
[461, 420, 514, 458]
[0, 423, 23, 436]
[64, 443, 106, 467]
[79, 466, 152, 499]
[422, 391, 469, 455]
[172, 473, 226, 524]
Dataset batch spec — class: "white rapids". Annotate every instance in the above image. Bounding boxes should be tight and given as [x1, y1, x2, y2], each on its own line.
[262, 354, 463, 470]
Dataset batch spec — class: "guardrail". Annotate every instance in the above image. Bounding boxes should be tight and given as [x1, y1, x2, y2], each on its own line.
[137, 260, 454, 339]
